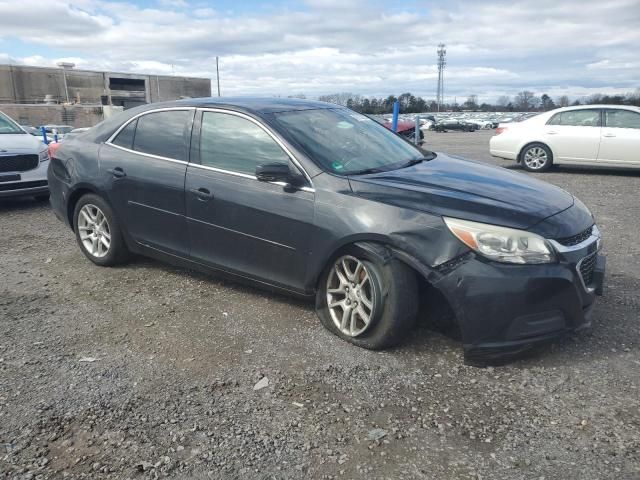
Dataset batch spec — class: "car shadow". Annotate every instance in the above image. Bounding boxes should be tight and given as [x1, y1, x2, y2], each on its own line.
[123, 254, 314, 311]
[504, 163, 640, 177]
[109, 250, 632, 369]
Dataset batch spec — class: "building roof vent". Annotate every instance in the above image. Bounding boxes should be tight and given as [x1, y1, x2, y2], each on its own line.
[57, 62, 76, 70]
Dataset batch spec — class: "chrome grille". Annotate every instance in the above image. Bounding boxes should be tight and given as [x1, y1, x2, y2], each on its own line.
[556, 226, 593, 247]
[578, 252, 597, 287]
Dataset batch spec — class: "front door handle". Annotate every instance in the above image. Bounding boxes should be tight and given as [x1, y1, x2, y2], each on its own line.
[107, 167, 126, 178]
[603, 133, 616, 138]
[190, 187, 214, 201]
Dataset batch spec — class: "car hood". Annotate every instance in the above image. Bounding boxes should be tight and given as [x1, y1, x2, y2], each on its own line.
[0, 133, 45, 152]
[348, 153, 575, 230]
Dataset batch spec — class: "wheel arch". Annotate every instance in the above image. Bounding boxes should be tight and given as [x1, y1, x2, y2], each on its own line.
[312, 238, 463, 338]
[66, 184, 103, 231]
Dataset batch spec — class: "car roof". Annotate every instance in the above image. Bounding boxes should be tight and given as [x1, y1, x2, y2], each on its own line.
[553, 104, 640, 113]
[173, 97, 335, 114]
[86, 97, 340, 143]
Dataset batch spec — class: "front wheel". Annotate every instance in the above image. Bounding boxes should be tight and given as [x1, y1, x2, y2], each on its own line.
[73, 194, 129, 266]
[316, 248, 418, 349]
[521, 143, 553, 172]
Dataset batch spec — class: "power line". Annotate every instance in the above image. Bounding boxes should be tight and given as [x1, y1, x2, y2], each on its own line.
[436, 44, 446, 112]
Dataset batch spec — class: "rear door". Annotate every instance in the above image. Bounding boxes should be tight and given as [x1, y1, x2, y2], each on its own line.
[101, 108, 194, 256]
[597, 109, 640, 165]
[185, 109, 315, 291]
[544, 109, 602, 162]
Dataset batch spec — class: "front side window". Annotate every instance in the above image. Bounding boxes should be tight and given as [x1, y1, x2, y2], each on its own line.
[272, 108, 427, 175]
[605, 109, 640, 129]
[547, 110, 601, 127]
[133, 110, 191, 161]
[0, 112, 25, 134]
[199, 112, 290, 175]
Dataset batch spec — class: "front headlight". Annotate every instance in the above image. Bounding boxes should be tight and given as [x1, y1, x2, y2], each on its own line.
[39, 149, 49, 163]
[443, 217, 555, 264]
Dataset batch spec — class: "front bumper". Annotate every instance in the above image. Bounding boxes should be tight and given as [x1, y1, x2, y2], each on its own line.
[433, 233, 605, 365]
[0, 160, 49, 198]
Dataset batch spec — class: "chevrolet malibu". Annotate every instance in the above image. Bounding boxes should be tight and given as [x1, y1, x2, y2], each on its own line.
[48, 98, 605, 364]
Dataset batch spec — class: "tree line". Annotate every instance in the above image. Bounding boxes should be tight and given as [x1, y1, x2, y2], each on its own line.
[314, 89, 640, 114]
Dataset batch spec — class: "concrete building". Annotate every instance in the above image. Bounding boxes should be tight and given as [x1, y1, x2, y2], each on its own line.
[0, 63, 211, 127]
[0, 64, 211, 107]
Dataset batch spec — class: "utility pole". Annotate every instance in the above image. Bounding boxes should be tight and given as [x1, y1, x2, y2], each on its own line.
[436, 44, 446, 112]
[216, 56, 221, 97]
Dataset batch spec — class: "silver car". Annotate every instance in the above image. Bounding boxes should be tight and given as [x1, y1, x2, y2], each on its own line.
[0, 111, 50, 200]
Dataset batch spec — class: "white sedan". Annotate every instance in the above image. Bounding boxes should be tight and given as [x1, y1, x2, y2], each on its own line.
[489, 104, 640, 172]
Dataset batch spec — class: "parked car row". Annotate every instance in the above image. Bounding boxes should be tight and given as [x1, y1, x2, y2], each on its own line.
[21, 124, 75, 141]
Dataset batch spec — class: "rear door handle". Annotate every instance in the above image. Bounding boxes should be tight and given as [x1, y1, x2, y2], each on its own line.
[107, 167, 126, 178]
[190, 187, 214, 201]
[546, 130, 558, 135]
[603, 133, 616, 138]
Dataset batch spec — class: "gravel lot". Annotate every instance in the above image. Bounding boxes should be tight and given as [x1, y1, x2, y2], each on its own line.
[1, 130, 639, 479]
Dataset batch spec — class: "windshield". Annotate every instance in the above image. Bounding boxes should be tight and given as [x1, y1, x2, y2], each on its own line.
[0, 112, 25, 134]
[272, 108, 431, 174]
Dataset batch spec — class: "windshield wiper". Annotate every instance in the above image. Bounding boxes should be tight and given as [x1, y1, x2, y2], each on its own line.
[348, 167, 387, 175]
[398, 155, 436, 168]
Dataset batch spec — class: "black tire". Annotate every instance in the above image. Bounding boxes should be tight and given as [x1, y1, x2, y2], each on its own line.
[520, 143, 553, 172]
[315, 246, 418, 349]
[73, 193, 129, 266]
[34, 194, 50, 202]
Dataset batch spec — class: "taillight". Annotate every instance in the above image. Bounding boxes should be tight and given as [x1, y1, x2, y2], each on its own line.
[495, 127, 507, 135]
[48, 142, 62, 159]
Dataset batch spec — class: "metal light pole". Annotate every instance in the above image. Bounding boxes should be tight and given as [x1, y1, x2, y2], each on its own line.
[436, 44, 446, 112]
[216, 56, 221, 97]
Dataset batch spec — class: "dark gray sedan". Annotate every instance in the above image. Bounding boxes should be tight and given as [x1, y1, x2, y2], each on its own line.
[47, 98, 604, 364]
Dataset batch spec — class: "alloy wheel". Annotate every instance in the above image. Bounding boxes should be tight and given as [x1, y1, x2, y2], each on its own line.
[78, 204, 111, 258]
[523, 147, 548, 170]
[326, 255, 376, 337]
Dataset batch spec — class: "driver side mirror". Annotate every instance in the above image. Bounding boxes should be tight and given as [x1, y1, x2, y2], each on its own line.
[255, 162, 291, 182]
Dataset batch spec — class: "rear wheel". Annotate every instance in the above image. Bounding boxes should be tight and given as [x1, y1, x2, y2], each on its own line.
[316, 247, 418, 349]
[521, 143, 553, 172]
[73, 194, 129, 266]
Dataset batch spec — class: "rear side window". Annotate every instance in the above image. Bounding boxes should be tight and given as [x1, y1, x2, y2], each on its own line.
[112, 119, 137, 149]
[605, 109, 640, 129]
[133, 110, 192, 161]
[547, 110, 601, 127]
[199, 112, 289, 175]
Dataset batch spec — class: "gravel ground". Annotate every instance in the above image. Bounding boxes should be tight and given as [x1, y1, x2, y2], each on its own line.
[1, 130, 639, 479]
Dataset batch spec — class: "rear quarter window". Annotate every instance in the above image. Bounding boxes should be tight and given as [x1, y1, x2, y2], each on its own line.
[111, 119, 137, 150]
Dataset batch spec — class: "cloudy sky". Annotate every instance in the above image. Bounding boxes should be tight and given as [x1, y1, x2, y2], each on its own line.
[0, 0, 639, 102]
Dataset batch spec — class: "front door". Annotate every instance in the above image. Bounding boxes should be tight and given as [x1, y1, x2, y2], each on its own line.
[544, 108, 602, 162]
[185, 110, 315, 292]
[598, 109, 640, 165]
[100, 108, 194, 256]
